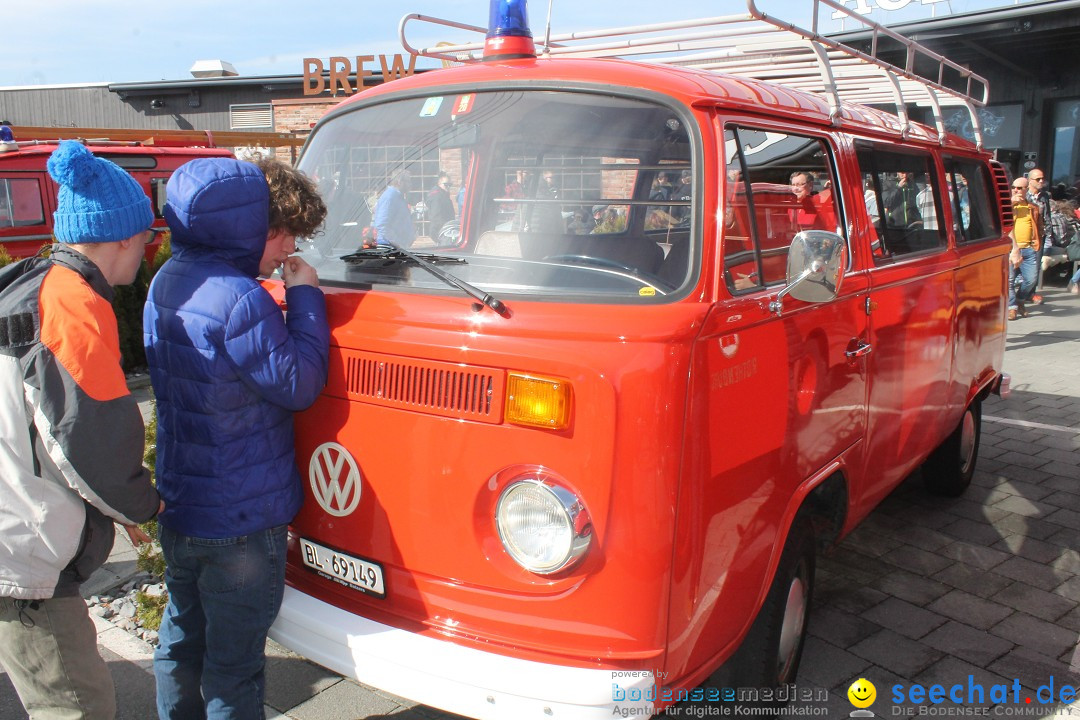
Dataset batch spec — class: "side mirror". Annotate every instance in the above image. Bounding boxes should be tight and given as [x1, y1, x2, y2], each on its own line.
[769, 231, 845, 315]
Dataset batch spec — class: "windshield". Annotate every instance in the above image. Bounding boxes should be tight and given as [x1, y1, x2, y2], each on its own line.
[298, 90, 695, 301]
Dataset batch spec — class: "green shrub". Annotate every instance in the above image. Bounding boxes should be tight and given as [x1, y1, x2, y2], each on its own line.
[135, 408, 167, 630]
[113, 232, 172, 372]
[135, 589, 167, 631]
[152, 233, 172, 275]
[112, 262, 151, 372]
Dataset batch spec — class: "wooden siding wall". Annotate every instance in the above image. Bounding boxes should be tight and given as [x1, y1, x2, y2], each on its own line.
[0, 85, 297, 132]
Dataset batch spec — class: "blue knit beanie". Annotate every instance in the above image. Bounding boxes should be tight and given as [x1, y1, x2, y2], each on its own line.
[47, 141, 153, 243]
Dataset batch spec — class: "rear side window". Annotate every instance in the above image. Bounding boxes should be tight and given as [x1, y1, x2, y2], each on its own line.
[723, 126, 842, 292]
[150, 178, 169, 219]
[0, 177, 46, 228]
[944, 158, 1001, 243]
[857, 147, 945, 260]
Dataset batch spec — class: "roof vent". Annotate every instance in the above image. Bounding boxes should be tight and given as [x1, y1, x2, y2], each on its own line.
[189, 60, 239, 78]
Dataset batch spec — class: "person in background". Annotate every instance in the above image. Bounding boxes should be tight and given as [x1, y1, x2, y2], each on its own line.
[531, 170, 564, 232]
[863, 174, 880, 225]
[917, 175, 938, 231]
[567, 208, 594, 234]
[0, 141, 162, 719]
[426, 171, 456, 239]
[672, 169, 693, 224]
[1050, 191, 1080, 294]
[145, 155, 329, 719]
[1008, 176, 1041, 320]
[538, 170, 559, 200]
[592, 206, 627, 234]
[372, 169, 415, 247]
[790, 170, 837, 232]
[882, 171, 921, 228]
[1026, 168, 1052, 306]
[1044, 187, 1076, 280]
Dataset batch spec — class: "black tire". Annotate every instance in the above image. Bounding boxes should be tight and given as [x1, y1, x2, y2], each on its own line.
[923, 398, 981, 497]
[694, 518, 815, 715]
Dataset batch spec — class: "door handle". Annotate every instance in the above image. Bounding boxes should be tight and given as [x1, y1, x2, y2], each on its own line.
[845, 342, 872, 360]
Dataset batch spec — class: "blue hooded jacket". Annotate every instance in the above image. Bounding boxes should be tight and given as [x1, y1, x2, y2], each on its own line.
[144, 159, 329, 538]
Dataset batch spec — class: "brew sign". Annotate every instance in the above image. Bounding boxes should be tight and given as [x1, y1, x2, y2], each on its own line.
[303, 54, 417, 96]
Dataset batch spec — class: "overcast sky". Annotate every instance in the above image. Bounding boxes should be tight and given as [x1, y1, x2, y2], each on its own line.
[5, 0, 1020, 86]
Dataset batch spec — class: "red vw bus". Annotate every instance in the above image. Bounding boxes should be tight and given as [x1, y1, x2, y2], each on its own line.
[268, 1, 1012, 717]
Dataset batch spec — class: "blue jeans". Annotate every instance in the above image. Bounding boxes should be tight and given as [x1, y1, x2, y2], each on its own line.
[1008, 247, 1038, 309]
[154, 524, 288, 720]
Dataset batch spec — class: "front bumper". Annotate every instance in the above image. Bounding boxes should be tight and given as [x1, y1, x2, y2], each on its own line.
[269, 586, 656, 719]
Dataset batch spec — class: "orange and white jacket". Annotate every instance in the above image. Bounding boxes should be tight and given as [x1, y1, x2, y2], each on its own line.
[0, 246, 160, 600]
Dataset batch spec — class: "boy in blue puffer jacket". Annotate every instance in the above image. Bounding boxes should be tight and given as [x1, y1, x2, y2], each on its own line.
[144, 155, 329, 719]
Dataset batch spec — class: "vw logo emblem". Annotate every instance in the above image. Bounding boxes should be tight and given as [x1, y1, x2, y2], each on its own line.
[308, 442, 362, 517]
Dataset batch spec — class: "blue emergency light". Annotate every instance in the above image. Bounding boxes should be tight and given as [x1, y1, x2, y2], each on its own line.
[484, 0, 536, 61]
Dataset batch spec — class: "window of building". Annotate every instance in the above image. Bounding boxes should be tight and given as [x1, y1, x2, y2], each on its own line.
[0, 178, 45, 228]
[230, 103, 273, 130]
[723, 127, 842, 292]
[1050, 98, 1080, 188]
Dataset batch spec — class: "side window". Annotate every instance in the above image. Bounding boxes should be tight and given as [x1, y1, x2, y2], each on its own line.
[944, 158, 1001, 243]
[0, 177, 46, 229]
[723, 127, 841, 291]
[150, 178, 169, 219]
[857, 147, 945, 259]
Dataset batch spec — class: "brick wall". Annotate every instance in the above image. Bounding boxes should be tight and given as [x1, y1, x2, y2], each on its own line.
[271, 98, 337, 161]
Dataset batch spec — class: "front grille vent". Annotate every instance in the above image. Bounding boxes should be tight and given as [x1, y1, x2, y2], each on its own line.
[343, 351, 504, 423]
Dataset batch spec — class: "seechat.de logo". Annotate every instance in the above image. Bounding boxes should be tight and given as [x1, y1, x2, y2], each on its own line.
[848, 678, 877, 718]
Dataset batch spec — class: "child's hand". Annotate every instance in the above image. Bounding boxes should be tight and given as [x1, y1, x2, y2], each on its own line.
[282, 256, 319, 288]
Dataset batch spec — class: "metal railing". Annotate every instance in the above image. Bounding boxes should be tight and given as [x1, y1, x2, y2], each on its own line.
[399, 0, 988, 148]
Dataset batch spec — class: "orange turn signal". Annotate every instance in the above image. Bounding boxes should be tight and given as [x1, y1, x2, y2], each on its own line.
[505, 373, 572, 430]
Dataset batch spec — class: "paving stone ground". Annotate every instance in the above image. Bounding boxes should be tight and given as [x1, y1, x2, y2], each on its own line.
[793, 286, 1080, 719]
[2, 287, 1079, 720]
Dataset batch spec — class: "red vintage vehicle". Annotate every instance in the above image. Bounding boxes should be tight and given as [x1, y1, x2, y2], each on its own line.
[0, 126, 300, 261]
[267, 0, 1013, 717]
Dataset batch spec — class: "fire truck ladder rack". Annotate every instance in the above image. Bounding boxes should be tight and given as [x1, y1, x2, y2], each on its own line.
[400, 0, 989, 148]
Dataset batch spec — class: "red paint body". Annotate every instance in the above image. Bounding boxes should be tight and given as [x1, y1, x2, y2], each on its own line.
[0, 142, 232, 261]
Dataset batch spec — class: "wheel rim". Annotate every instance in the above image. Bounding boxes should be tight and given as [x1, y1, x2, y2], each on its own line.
[776, 568, 808, 682]
[958, 409, 977, 475]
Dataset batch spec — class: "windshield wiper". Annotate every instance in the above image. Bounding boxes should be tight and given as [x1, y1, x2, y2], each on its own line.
[341, 246, 466, 265]
[341, 244, 510, 318]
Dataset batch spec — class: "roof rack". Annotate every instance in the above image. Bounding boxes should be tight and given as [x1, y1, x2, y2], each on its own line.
[400, 0, 989, 148]
[8, 126, 304, 149]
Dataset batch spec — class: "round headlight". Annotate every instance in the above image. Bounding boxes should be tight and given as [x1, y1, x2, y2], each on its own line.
[495, 480, 592, 574]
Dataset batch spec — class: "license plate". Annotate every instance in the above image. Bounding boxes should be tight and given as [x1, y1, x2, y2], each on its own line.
[299, 538, 385, 597]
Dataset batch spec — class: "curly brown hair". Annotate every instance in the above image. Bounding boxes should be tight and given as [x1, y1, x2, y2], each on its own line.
[253, 155, 327, 238]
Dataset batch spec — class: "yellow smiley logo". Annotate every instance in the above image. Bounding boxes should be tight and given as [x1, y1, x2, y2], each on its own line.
[848, 678, 876, 708]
